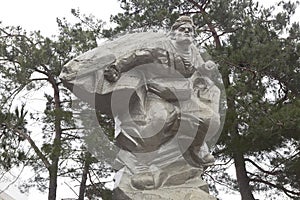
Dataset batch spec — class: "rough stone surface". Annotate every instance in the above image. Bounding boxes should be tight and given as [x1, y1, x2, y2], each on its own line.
[113, 183, 217, 200]
[112, 161, 217, 200]
[60, 16, 226, 200]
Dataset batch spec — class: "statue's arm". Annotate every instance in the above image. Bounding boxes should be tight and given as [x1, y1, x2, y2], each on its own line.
[104, 48, 168, 82]
[193, 76, 221, 113]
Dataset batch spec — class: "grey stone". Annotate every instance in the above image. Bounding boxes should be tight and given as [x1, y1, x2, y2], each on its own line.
[113, 162, 216, 200]
[60, 15, 225, 200]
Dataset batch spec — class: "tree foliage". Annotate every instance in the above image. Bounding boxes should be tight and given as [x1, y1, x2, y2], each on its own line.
[0, 12, 112, 200]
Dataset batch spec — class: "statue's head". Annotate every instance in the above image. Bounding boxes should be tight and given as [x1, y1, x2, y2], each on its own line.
[170, 16, 195, 46]
[171, 16, 195, 31]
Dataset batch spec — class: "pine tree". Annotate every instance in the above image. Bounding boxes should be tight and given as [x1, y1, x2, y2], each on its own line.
[0, 12, 112, 200]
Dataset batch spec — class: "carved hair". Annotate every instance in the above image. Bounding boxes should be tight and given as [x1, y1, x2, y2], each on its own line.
[171, 16, 195, 31]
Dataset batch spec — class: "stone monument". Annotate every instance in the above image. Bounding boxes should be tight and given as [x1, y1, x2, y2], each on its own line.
[60, 16, 226, 200]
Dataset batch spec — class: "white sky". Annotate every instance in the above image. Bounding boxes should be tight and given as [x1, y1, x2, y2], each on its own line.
[1, 0, 296, 37]
[0, 0, 299, 200]
[0, 0, 122, 37]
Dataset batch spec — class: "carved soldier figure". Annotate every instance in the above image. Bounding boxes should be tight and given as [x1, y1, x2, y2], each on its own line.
[104, 16, 220, 168]
[60, 15, 224, 200]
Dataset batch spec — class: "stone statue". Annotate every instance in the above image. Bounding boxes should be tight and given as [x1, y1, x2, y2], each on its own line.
[60, 16, 225, 200]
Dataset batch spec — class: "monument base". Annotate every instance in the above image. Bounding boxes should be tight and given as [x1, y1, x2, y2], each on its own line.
[112, 161, 216, 200]
[113, 184, 216, 200]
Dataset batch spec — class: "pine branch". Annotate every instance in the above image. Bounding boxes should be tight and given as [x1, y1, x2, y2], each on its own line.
[250, 178, 300, 198]
[0, 28, 35, 46]
[181, 11, 201, 15]
[244, 158, 281, 176]
[204, 171, 238, 191]
[61, 132, 82, 140]
[61, 127, 85, 132]
[87, 171, 104, 194]
[33, 67, 49, 77]
[186, 0, 222, 48]
[14, 128, 51, 169]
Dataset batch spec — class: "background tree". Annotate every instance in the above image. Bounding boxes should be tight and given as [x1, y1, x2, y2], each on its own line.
[1, 1, 299, 199]
[0, 11, 113, 200]
[107, 0, 300, 199]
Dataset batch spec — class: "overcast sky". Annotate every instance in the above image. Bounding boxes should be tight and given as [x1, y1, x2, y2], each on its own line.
[0, 0, 299, 200]
[0, 0, 299, 36]
[0, 0, 122, 37]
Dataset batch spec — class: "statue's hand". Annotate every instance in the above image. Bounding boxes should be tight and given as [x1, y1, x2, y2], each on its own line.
[203, 60, 217, 70]
[104, 63, 121, 82]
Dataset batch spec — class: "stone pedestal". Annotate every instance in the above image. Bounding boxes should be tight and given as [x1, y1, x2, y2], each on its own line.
[113, 186, 217, 200]
[112, 161, 217, 200]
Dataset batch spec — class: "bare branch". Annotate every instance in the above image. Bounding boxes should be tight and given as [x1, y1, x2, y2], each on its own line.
[0, 162, 27, 195]
[30, 78, 49, 82]
[64, 182, 79, 197]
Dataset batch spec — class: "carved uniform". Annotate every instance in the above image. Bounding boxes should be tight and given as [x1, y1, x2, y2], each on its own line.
[110, 44, 220, 170]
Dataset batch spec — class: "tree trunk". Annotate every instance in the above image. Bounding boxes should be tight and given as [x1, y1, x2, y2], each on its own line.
[48, 74, 62, 200]
[78, 152, 91, 200]
[224, 71, 255, 200]
[233, 152, 255, 200]
[48, 168, 58, 200]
